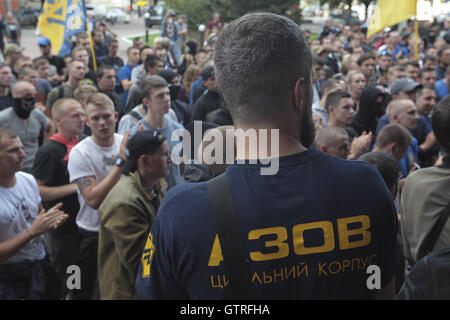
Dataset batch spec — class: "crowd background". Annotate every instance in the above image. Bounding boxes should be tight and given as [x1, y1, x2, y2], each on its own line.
[0, 3, 449, 300]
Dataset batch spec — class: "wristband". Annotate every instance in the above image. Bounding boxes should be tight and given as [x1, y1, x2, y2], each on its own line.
[115, 157, 126, 167]
[26, 229, 35, 238]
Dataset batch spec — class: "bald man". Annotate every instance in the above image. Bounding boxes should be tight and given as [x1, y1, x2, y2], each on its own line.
[32, 98, 86, 299]
[373, 123, 412, 162]
[0, 81, 52, 172]
[386, 99, 419, 132]
[380, 100, 420, 178]
[314, 126, 351, 159]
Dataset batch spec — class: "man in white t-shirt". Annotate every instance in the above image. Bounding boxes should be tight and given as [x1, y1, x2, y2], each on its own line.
[68, 92, 129, 300]
[0, 128, 68, 299]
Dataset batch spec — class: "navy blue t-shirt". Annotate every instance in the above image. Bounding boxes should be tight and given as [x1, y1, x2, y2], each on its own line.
[136, 150, 401, 299]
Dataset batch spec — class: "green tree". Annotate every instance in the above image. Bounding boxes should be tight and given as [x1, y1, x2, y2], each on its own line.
[166, 0, 302, 33]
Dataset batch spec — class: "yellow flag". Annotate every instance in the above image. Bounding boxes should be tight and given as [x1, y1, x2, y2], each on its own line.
[38, 0, 86, 56]
[367, 0, 417, 38]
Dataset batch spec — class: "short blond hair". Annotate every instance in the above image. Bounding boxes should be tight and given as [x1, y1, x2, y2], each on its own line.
[52, 98, 83, 119]
[85, 92, 115, 115]
[74, 84, 98, 108]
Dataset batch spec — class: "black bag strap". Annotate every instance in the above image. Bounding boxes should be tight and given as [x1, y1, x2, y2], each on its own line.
[207, 173, 256, 299]
[127, 110, 142, 120]
[418, 200, 450, 261]
[58, 85, 64, 100]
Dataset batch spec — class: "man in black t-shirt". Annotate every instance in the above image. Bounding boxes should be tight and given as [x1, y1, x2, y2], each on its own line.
[96, 65, 123, 115]
[33, 98, 86, 299]
[192, 66, 224, 122]
[0, 62, 13, 111]
[37, 37, 67, 82]
[100, 39, 124, 72]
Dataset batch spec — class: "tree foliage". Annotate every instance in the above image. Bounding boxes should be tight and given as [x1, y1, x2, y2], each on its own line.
[166, 0, 301, 32]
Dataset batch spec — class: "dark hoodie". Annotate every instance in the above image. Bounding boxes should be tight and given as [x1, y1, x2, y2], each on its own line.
[180, 163, 217, 183]
[350, 86, 386, 137]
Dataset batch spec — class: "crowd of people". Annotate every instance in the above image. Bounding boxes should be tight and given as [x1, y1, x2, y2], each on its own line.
[0, 7, 449, 300]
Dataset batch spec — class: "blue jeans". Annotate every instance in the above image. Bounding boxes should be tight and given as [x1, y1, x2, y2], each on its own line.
[0, 260, 47, 300]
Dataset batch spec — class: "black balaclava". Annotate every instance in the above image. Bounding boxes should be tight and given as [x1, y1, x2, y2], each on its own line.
[12, 96, 35, 119]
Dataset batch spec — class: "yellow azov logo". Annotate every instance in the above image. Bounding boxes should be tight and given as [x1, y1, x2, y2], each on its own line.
[141, 233, 155, 278]
[66, 4, 83, 31]
[208, 215, 371, 266]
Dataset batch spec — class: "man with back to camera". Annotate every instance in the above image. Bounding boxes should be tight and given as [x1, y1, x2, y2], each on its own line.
[401, 96, 450, 266]
[135, 13, 402, 299]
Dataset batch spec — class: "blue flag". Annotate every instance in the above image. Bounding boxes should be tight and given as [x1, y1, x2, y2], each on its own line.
[38, 0, 87, 57]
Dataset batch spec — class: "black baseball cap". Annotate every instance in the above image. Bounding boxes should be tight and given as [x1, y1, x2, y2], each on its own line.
[122, 131, 166, 175]
[201, 66, 215, 81]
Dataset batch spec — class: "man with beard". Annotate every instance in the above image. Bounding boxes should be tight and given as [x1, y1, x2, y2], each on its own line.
[92, 29, 108, 61]
[136, 13, 401, 299]
[0, 81, 51, 173]
[0, 62, 13, 111]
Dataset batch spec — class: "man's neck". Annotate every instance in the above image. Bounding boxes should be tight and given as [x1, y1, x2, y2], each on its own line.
[91, 133, 115, 148]
[145, 112, 166, 130]
[327, 118, 345, 129]
[234, 123, 307, 160]
[57, 128, 78, 141]
[67, 77, 80, 89]
[138, 171, 157, 194]
[0, 86, 9, 97]
[0, 171, 16, 188]
[351, 92, 360, 104]
[99, 86, 112, 95]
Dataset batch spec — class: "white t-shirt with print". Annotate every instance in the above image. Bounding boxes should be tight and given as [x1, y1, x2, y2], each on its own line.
[0, 171, 45, 264]
[68, 134, 123, 232]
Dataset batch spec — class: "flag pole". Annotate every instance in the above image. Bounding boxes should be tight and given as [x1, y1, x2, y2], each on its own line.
[414, 17, 419, 61]
[84, 0, 97, 72]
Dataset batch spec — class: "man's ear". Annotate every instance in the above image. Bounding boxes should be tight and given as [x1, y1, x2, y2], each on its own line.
[319, 145, 327, 153]
[293, 77, 305, 112]
[328, 105, 335, 115]
[53, 115, 61, 125]
[387, 142, 396, 153]
[392, 113, 399, 122]
[142, 97, 151, 110]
